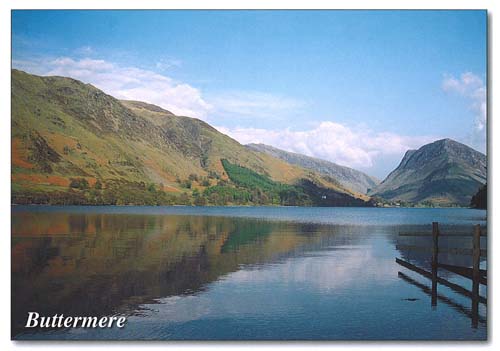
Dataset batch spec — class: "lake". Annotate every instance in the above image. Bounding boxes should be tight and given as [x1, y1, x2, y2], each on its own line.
[11, 206, 487, 340]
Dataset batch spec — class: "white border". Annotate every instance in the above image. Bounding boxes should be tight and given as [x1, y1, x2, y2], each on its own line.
[1, 1, 496, 350]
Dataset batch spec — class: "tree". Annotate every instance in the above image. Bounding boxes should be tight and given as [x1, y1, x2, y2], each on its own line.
[194, 195, 207, 206]
[470, 184, 487, 209]
[209, 192, 220, 205]
[179, 193, 191, 205]
[69, 178, 89, 190]
[188, 173, 199, 182]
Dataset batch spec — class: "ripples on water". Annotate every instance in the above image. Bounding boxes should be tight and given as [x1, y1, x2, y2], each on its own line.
[11, 206, 487, 340]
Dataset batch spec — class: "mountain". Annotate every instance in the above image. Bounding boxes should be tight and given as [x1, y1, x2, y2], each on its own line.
[246, 143, 379, 194]
[369, 139, 486, 206]
[11, 69, 369, 206]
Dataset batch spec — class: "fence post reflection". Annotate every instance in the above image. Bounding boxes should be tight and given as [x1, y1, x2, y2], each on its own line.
[431, 222, 439, 307]
[396, 222, 487, 328]
[471, 224, 481, 329]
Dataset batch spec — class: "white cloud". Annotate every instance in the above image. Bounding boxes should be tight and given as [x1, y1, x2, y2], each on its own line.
[12, 54, 444, 176]
[16, 57, 212, 120]
[216, 121, 435, 169]
[442, 72, 487, 138]
[131, 241, 398, 326]
[74, 46, 94, 56]
[12, 59, 41, 73]
[209, 91, 305, 120]
[228, 245, 398, 292]
[155, 58, 182, 71]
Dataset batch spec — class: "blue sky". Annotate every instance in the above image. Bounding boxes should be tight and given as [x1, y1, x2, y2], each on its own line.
[12, 10, 487, 178]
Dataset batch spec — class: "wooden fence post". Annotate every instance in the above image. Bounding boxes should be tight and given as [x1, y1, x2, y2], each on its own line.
[471, 224, 481, 328]
[431, 222, 439, 306]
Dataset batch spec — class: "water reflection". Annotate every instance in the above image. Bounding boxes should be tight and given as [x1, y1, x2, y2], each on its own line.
[11, 208, 487, 340]
[12, 212, 364, 338]
[394, 224, 487, 330]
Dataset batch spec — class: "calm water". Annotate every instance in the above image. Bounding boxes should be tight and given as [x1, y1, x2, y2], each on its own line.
[11, 206, 487, 340]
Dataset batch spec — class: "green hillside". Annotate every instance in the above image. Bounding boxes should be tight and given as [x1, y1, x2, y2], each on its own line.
[11, 69, 369, 206]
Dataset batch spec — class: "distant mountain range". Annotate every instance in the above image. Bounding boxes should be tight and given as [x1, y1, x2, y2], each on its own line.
[369, 138, 486, 206]
[246, 143, 379, 194]
[11, 69, 368, 206]
[11, 69, 486, 207]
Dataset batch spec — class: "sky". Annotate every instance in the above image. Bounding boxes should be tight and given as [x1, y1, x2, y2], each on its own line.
[11, 10, 487, 179]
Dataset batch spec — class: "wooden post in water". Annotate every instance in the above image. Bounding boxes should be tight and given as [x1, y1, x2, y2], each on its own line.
[471, 224, 481, 328]
[431, 222, 439, 307]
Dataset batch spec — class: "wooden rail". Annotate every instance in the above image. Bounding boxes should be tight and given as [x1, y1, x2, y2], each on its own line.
[438, 263, 487, 285]
[395, 245, 487, 258]
[396, 258, 487, 304]
[398, 231, 487, 237]
[396, 222, 487, 328]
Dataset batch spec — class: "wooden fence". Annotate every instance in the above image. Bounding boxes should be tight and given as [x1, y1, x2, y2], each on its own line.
[396, 222, 487, 328]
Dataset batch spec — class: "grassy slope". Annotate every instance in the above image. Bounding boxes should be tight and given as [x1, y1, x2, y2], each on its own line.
[12, 70, 190, 193]
[122, 99, 361, 196]
[12, 69, 366, 204]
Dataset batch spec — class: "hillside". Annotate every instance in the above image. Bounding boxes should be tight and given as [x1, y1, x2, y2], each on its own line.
[247, 143, 379, 194]
[11, 69, 369, 206]
[369, 139, 486, 206]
